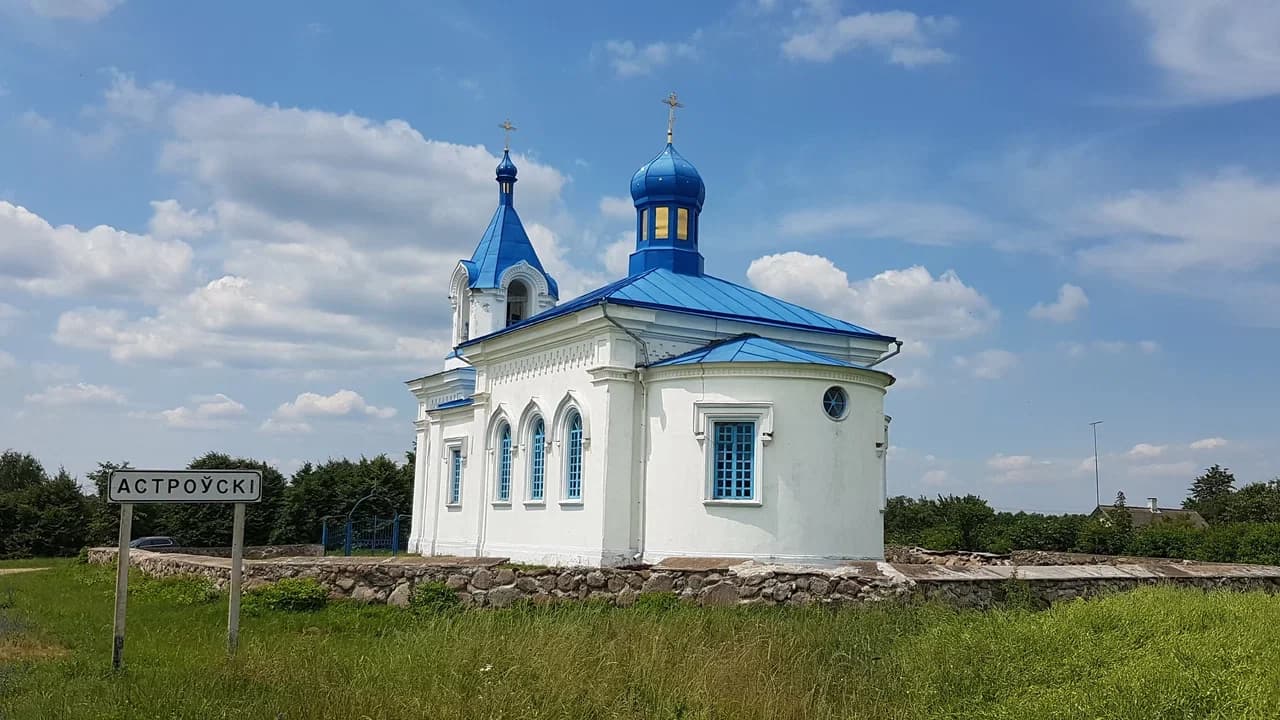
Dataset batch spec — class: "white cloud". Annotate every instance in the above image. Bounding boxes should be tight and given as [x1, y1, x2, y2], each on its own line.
[24, 382, 125, 407]
[782, 8, 956, 67]
[24, 0, 123, 20]
[1130, 0, 1280, 103]
[1127, 442, 1166, 459]
[603, 237, 633, 277]
[155, 393, 246, 429]
[18, 110, 53, 133]
[271, 389, 396, 421]
[0, 350, 15, 371]
[746, 253, 997, 342]
[147, 199, 215, 241]
[260, 418, 313, 435]
[954, 349, 1018, 380]
[985, 453, 1055, 484]
[54, 275, 447, 367]
[779, 201, 992, 246]
[1029, 284, 1089, 323]
[891, 367, 928, 389]
[602, 34, 699, 77]
[1190, 437, 1228, 450]
[0, 201, 192, 298]
[987, 454, 1033, 472]
[46, 80, 570, 372]
[599, 196, 634, 220]
[101, 69, 175, 125]
[1083, 171, 1280, 276]
[921, 469, 948, 486]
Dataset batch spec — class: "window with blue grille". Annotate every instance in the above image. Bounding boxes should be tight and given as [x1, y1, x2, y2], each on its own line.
[448, 448, 462, 505]
[712, 421, 756, 500]
[565, 411, 583, 500]
[822, 386, 848, 420]
[497, 424, 511, 501]
[530, 418, 545, 500]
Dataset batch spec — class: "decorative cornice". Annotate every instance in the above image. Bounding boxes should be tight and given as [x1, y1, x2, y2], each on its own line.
[644, 362, 892, 389]
[487, 340, 599, 385]
[588, 366, 637, 384]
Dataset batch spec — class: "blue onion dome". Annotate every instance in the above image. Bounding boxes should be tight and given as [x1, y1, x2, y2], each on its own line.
[630, 143, 705, 210]
[496, 149, 518, 181]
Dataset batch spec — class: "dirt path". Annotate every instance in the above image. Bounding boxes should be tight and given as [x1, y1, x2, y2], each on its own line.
[0, 567, 49, 575]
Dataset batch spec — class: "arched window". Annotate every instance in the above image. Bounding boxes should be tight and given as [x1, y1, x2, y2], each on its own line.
[506, 280, 529, 327]
[497, 423, 512, 502]
[565, 411, 583, 500]
[529, 418, 545, 501]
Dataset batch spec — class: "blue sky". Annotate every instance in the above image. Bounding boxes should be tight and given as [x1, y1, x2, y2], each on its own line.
[1, 0, 1278, 512]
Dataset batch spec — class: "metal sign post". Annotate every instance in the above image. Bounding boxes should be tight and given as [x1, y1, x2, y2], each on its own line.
[107, 469, 262, 670]
[227, 502, 245, 655]
[111, 503, 133, 671]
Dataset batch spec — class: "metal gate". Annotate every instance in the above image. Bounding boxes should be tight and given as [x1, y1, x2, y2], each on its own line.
[319, 493, 410, 556]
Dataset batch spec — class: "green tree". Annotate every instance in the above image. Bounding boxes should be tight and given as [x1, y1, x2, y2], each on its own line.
[83, 460, 162, 546]
[153, 453, 287, 546]
[1220, 480, 1280, 524]
[273, 453, 413, 544]
[1184, 464, 1237, 523]
[0, 452, 88, 557]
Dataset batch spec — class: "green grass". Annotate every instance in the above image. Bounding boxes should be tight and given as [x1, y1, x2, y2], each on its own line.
[3, 560, 1280, 719]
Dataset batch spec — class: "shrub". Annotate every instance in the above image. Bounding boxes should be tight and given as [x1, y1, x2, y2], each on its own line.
[244, 578, 328, 612]
[409, 581, 461, 615]
[1126, 523, 1203, 560]
[132, 574, 220, 606]
[632, 592, 683, 612]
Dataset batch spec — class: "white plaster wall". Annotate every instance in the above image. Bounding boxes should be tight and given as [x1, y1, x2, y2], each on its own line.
[410, 330, 639, 567]
[422, 410, 479, 557]
[640, 367, 889, 564]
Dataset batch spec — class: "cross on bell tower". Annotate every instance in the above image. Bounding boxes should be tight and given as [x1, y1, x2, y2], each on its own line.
[499, 118, 517, 152]
[662, 92, 683, 144]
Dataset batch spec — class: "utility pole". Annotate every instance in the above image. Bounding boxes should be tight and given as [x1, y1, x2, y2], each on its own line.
[1090, 420, 1103, 507]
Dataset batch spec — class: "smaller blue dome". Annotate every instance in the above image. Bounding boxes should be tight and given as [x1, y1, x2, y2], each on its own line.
[630, 143, 704, 210]
[496, 149, 518, 181]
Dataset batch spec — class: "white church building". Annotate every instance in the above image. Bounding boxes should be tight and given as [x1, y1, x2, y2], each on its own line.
[407, 108, 900, 567]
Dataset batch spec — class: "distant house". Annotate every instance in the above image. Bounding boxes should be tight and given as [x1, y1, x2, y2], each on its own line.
[1091, 497, 1208, 529]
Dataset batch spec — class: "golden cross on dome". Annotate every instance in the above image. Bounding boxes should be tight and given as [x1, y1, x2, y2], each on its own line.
[499, 118, 517, 151]
[662, 91, 683, 143]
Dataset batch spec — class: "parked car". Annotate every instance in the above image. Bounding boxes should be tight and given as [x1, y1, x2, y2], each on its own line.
[129, 536, 178, 549]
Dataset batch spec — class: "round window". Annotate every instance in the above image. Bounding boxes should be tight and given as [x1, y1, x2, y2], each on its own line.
[822, 386, 848, 420]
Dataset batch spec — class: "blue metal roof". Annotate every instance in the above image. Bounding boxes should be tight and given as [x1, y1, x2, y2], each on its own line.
[630, 143, 705, 210]
[435, 397, 474, 410]
[462, 151, 558, 297]
[649, 335, 860, 368]
[464, 204, 558, 296]
[458, 267, 892, 348]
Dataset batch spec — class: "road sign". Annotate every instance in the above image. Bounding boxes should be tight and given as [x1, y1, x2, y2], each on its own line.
[107, 468, 262, 671]
[108, 469, 263, 504]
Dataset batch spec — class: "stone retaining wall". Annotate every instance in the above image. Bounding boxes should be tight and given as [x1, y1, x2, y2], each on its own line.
[87, 548, 1280, 610]
[150, 544, 324, 559]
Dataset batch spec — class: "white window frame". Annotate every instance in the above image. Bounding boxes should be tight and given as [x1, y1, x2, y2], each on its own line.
[526, 416, 548, 505]
[443, 438, 467, 508]
[693, 402, 771, 507]
[492, 422, 513, 506]
[560, 409, 585, 505]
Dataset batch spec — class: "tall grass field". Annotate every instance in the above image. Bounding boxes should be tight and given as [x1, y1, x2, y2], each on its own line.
[2, 558, 1279, 719]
